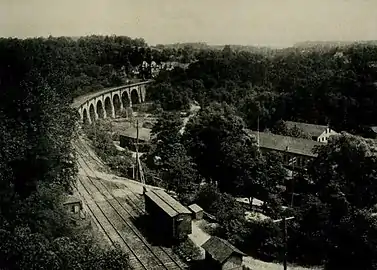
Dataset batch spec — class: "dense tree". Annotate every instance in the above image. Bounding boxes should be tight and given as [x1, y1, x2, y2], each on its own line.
[194, 184, 248, 245]
[183, 102, 245, 184]
[0, 228, 130, 270]
[0, 37, 132, 269]
[154, 143, 199, 199]
[0, 36, 159, 100]
[285, 134, 377, 268]
[83, 121, 133, 177]
[183, 102, 286, 200]
[150, 111, 183, 144]
[148, 43, 377, 135]
[147, 82, 191, 111]
[144, 112, 199, 203]
[310, 133, 377, 209]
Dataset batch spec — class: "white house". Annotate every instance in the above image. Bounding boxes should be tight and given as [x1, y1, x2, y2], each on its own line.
[284, 121, 338, 143]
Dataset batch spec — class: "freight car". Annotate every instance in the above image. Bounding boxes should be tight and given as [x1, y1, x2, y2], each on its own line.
[144, 188, 192, 244]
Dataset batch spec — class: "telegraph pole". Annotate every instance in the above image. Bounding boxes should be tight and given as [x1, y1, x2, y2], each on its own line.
[273, 216, 295, 270]
[134, 118, 145, 184]
[290, 158, 296, 207]
[135, 119, 139, 181]
[283, 217, 288, 270]
[257, 114, 260, 149]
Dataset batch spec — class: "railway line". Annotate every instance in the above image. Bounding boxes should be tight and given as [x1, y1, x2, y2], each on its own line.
[73, 135, 188, 270]
[74, 137, 181, 256]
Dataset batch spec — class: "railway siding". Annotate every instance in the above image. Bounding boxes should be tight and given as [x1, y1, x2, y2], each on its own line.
[74, 140, 188, 270]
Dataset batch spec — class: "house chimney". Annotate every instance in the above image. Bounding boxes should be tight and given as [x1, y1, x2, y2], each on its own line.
[285, 146, 289, 151]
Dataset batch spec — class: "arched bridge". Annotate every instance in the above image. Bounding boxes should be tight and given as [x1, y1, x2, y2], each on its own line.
[72, 80, 152, 124]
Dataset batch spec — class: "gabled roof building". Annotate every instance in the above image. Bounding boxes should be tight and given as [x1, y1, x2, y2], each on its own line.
[244, 129, 322, 170]
[202, 236, 246, 270]
[284, 121, 338, 143]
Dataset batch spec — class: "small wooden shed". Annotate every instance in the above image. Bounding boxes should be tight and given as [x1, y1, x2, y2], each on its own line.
[63, 195, 82, 214]
[202, 236, 246, 270]
[188, 204, 204, 220]
[63, 195, 86, 222]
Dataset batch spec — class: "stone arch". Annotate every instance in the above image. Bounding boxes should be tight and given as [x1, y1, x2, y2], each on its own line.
[96, 100, 105, 119]
[112, 94, 121, 116]
[104, 96, 114, 118]
[131, 89, 140, 105]
[82, 108, 89, 124]
[121, 91, 131, 109]
[89, 103, 96, 123]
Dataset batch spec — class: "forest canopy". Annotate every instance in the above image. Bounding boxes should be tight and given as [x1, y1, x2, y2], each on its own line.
[147, 44, 377, 136]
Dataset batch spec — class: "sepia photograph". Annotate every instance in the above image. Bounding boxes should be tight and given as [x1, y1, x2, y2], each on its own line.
[0, 1, 377, 269]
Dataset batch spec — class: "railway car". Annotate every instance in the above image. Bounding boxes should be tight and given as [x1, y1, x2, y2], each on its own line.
[144, 188, 192, 244]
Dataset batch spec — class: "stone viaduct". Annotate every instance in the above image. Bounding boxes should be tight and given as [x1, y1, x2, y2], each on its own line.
[72, 80, 152, 124]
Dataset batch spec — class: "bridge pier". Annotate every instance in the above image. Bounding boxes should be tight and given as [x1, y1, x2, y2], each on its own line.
[74, 81, 151, 125]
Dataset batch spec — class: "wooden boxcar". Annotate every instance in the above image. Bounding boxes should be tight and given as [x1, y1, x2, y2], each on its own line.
[144, 189, 192, 243]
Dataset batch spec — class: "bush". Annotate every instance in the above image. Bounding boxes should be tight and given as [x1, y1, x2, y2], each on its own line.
[173, 238, 202, 261]
[83, 121, 133, 177]
[242, 220, 284, 262]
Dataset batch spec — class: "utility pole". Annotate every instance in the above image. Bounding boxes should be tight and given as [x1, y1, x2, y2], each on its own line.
[273, 216, 295, 270]
[283, 217, 288, 270]
[135, 119, 139, 182]
[290, 158, 296, 207]
[257, 114, 260, 149]
[134, 118, 145, 184]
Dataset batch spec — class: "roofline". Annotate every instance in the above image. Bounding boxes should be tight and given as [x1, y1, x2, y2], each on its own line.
[202, 236, 247, 263]
[152, 189, 191, 215]
[258, 145, 318, 158]
[284, 120, 329, 128]
[244, 129, 321, 157]
[145, 190, 178, 217]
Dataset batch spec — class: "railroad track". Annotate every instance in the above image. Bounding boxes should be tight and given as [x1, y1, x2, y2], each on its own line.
[74, 137, 185, 262]
[73, 137, 188, 270]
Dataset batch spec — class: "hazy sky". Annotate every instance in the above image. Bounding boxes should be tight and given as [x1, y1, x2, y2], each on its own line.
[1, 0, 376, 47]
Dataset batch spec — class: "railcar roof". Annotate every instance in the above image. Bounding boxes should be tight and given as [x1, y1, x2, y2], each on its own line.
[145, 189, 191, 217]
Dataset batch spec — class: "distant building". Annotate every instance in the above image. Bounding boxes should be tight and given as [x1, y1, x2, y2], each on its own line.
[144, 189, 192, 243]
[201, 236, 246, 270]
[284, 121, 338, 143]
[119, 127, 151, 152]
[244, 129, 323, 170]
[188, 204, 204, 220]
[160, 61, 190, 71]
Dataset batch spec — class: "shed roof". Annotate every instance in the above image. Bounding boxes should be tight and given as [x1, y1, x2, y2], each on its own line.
[202, 236, 246, 264]
[284, 121, 328, 137]
[188, 204, 203, 213]
[245, 129, 321, 157]
[120, 127, 151, 142]
[145, 189, 191, 217]
[63, 195, 81, 205]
